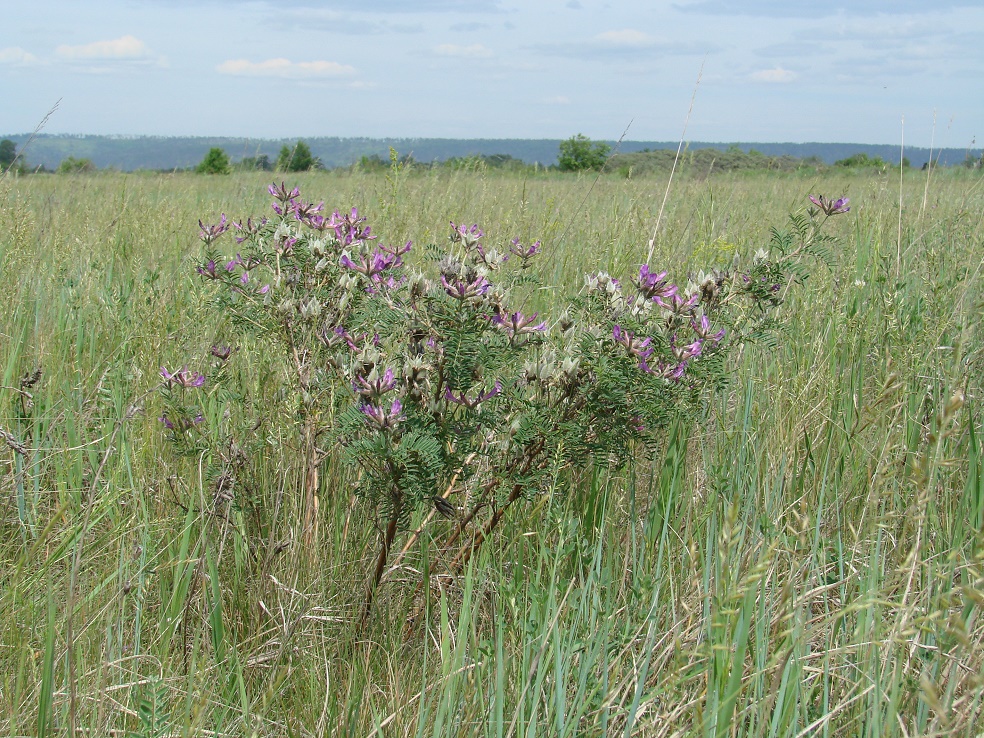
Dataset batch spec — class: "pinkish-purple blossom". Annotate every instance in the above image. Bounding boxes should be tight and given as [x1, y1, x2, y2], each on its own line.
[362, 399, 404, 430]
[670, 334, 704, 362]
[509, 238, 541, 261]
[354, 368, 398, 401]
[690, 314, 726, 344]
[441, 274, 491, 301]
[808, 195, 850, 216]
[160, 366, 206, 389]
[635, 265, 678, 301]
[199, 215, 229, 245]
[492, 311, 548, 339]
[445, 380, 502, 409]
[197, 259, 221, 280]
[612, 325, 654, 360]
[655, 291, 700, 315]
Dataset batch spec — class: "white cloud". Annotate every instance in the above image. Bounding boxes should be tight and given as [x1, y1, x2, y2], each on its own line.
[55, 35, 151, 61]
[216, 58, 357, 79]
[543, 95, 571, 104]
[750, 67, 797, 83]
[434, 43, 493, 58]
[595, 29, 653, 47]
[0, 47, 39, 65]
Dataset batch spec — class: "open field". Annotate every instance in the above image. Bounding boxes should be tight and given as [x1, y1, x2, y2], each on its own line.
[1, 167, 983, 736]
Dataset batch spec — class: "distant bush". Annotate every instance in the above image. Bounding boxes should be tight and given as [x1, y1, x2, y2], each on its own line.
[606, 147, 819, 177]
[196, 147, 231, 175]
[236, 154, 273, 172]
[558, 134, 611, 172]
[57, 156, 95, 174]
[0, 139, 18, 173]
[834, 152, 887, 169]
[277, 140, 320, 172]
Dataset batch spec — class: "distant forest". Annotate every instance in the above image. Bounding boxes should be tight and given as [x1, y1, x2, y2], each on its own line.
[1, 133, 979, 173]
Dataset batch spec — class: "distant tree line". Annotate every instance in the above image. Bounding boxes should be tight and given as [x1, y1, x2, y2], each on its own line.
[4, 135, 982, 177]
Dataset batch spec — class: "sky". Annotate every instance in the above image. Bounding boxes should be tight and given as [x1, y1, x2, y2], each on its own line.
[1, 0, 982, 147]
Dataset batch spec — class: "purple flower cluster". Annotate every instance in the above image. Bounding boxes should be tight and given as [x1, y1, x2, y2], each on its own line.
[612, 325, 653, 360]
[450, 221, 483, 249]
[635, 265, 677, 301]
[160, 366, 206, 389]
[329, 207, 374, 246]
[362, 399, 404, 430]
[442, 274, 491, 302]
[445, 380, 502, 409]
[354, 367, 398, 402]
[492, 311, 547, 340]
[199, 215, 229, 246]
[233, 216, 266, 243]
[809, 195, 850, 216]
[509, 238, 541, 262]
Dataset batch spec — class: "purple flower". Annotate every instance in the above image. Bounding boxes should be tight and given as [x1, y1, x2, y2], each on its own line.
[690, 314, 726, 344]
[492, 311, 548, 340]
[292, 199, 324, 221]
[340, 248, 402, 280]
[639, 358, 688, 381]
[159, 415, 174, 430]
[197, 259, 221, 280]
[444, 380, 502, 409]
[199, 215, 229, 245]
[670, 334, 703, 362]
[361, 399, 404, 430]
[441, 274, 491, 302]
[274, 236, 298, 255]
[509, 238, 541, 261]
[160, 366, 206, 389]
[269, 182, 300, 203]
[354, 368, 398, 401]
[808, 195, 850, 216]
[612, 325, 653, 360]
[655, 291, 700, 315]
[328, 207, 374, 246]
[233, 216, 265, 243]
[210, 345, 233, 361]
[635, 265, 678, 301]
[449, 221, 484, 250]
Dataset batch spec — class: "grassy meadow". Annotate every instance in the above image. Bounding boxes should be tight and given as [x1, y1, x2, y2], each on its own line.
[1, 165, 983, 736]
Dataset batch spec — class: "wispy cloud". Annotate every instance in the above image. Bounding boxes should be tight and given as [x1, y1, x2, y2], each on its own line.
[595, 29, 653, 47]
[266, 8, 423, 34]
[750, 67, 796, 83]
[216, 58, 357, 78]
[0, 47, 38, 66]
[543, 95, 571, 104]
[434, 43, 493, 58]
[55, 35, 153, 61]
[533, 35, 709, 61]
[674, 0, 979, 16]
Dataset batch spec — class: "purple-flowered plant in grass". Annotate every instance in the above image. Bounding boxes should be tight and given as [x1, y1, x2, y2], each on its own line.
[199, 215, 229, 246]
[169, 181, 839, 626]
[809, 195, 850, 216]
[160, 366, 206, 389]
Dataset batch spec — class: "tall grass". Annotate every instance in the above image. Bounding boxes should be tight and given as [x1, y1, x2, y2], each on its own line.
[1, 166, 982, 736]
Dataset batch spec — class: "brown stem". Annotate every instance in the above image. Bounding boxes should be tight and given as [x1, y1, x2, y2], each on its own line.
[447, 482, 525, 574]
[301, 416, 319, 546]
[404, 438, 547, 633]
[363, 492, 402, 625]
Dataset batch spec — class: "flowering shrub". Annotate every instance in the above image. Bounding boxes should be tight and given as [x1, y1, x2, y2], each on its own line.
[160, 183, 847, 620]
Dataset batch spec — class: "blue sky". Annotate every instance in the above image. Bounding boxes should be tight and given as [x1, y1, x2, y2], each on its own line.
[2, 0, 981, 147]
